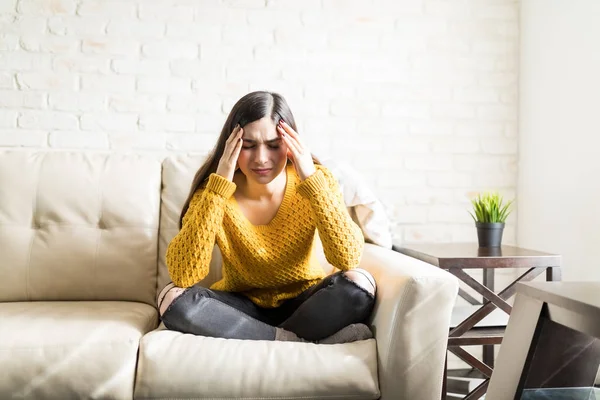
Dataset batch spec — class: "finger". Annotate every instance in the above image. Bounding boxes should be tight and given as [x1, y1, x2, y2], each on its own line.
[224, 129, 242, 161]
[226, 126, 243, 150]
[279, 120, 299, 139]
[280, 128, 301, 156]
[278, 122, 304, 151]
[279, 125, 302, 153]
[229, 134, 243, 162]
[227, 124, 241, 144]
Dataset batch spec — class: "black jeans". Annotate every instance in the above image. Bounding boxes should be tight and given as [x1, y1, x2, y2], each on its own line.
[161, 271, 375, 341]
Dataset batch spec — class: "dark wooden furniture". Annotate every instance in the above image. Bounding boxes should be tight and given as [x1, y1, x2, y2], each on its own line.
[395, 243, 562, 400]
[487, 282, 600, 400]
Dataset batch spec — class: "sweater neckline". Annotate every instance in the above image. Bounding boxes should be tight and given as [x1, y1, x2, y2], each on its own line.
[231, 163, 296, 232]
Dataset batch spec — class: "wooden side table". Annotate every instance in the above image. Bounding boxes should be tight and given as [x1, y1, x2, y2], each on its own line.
[395, 243, 562, 400]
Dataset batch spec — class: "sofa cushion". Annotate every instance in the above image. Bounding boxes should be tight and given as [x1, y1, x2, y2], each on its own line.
[0, 150, 162, 304]
[0, 301, 158, 400]
[134, 325, 380, 400]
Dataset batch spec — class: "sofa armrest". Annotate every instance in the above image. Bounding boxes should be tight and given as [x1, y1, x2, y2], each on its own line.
[359, 243, 459, 400]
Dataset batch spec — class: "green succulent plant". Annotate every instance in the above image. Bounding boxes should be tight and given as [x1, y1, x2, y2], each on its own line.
[469, 192, 514, 223]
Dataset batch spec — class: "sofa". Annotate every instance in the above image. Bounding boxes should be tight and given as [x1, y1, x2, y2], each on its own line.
[0, 149, 459, 400]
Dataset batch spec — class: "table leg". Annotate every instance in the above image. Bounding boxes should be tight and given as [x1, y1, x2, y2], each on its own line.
[483, 269, 495, 368]
[546, 266, 562, 282]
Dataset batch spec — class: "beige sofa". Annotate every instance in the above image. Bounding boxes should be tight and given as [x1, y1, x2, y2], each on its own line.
[0, 150, 459, 400]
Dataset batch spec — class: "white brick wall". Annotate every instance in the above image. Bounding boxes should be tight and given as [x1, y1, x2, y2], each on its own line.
[0, 0, 519, 245]
[1, 0, 520, 373]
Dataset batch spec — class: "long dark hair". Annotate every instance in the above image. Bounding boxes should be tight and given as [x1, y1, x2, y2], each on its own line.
[178, 91, 320, 228]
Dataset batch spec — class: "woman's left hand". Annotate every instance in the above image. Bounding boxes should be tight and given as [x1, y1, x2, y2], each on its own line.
[277, 120, 316, 181]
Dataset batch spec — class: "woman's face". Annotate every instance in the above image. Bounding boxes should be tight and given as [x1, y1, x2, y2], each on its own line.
[237, 117, 288, 184]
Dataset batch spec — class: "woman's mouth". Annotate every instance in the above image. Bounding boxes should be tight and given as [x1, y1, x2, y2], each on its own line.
[252, 168, 272, 175]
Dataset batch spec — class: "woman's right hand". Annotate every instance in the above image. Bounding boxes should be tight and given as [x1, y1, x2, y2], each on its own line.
[216, 124, 243, 181]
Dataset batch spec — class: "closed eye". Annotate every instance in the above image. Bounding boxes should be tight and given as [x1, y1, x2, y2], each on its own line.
[242, 145, 280, 150]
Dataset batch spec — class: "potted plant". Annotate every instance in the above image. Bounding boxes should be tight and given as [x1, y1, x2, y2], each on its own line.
[469, 192, 514, 248]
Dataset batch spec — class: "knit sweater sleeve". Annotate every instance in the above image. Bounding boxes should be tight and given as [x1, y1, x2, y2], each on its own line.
[296, 165, 364, 270]
[166, 173, 236, 287]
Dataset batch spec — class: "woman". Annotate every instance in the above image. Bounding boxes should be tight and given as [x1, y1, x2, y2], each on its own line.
[158, 91, 377, 344]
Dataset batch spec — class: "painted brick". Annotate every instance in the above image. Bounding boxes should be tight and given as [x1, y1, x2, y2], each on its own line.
[48, 16, 107, 36]
[432, 103, 476, 119]
[49, 131, 109, 148]
[139, 114, 195, 132]
[222, 0, 266, 9]
[429, 205, 471, 223]
[454, 155, 504, 173]
[166, 23, 220, 39]
[0, 15, 46, 35]
[481, 137, 518, 155]
[456, 122, 504, 137]
[167, 94, 221, 113]
[166, 132, 220, 151]
[428, 172, 473, 188]
[142, 41, 198, 59]
[405, 156, 453, 172]
[0, 129, 47, 146]
[247, 10, 303, 28]
[17, 0, 76, 15]
[0, 72, 14, 88]
[16, 72, 77, 90]
[409, 122, 454, 136]
[106, 19, 165, 39]
[112, 60, 170, 76]
[0, 90, 45, 108]
[138, 4, 195, 22]
[108, 94, 166, 113]
[80, 113, 138, 132]
[109, 132, 168, 150]
[18, 111, 78, 129]
[81, 75, 135, 93]
[0, 34, 19, 52]
[0, 1, 17, 13]
[82, 38, 139, 57]
[136, 77, 191, 94]
[329, 99, 380, 118]
[0, 53, 52, 70]
[0, 110, 18, 128]
[404, 188, 455, 205]
[222, 27, 274, 46]
[171, 61, 223, 80]
[53, 56, 110, 74]
[432, 137, 481, 154]
[477, 104, 517, 121]
[382, 103, 430, 119]
[77, 2, 135, 18]
[195, 8, 242, 26]
[49, 92, 106, 112]
[20, 35, 79, 53]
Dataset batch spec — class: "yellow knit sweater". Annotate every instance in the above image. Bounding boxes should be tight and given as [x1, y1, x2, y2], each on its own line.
[165, 163, 364, 308]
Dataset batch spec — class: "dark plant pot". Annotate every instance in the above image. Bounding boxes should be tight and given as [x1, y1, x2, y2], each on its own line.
[476, 222, 505, 248]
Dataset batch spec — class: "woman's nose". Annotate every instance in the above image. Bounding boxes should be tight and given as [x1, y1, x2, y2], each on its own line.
[253, 146, 269, 163]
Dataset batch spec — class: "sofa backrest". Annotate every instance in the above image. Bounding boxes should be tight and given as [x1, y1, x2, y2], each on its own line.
[0, 150, 162, 305]
[157, 154, 336, 304]
[157, 154, 222, 301]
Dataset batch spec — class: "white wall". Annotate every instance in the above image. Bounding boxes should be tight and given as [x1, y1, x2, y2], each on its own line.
[0, 0, 520, 246]
[518, 0, 600, 281]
